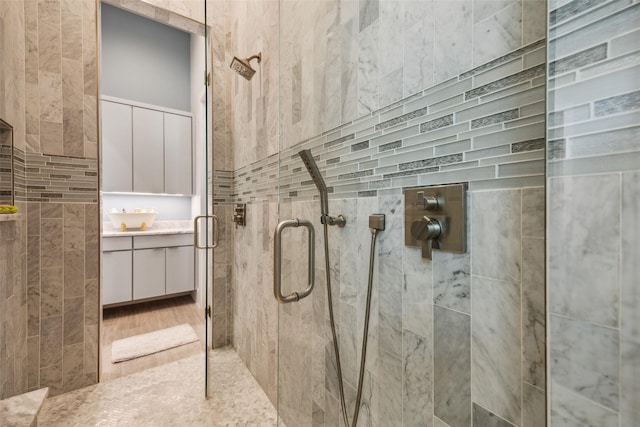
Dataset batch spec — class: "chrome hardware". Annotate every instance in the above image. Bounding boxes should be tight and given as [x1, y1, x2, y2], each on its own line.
[405, 183, 466, 259]
[232, 203, 246, 227]
[321, 214, 346, 227]
[194, 214, 219, 249]
[411, 216, 442, 259]
[274, 218, 315, 304]
[416, 191, 440, 211]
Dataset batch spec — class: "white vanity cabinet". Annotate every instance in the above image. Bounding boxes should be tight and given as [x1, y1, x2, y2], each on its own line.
[101, 101, 133, 192]
[132, 108, 164, 194]
[100, 98, 193, 195]
[102, 233, 194, 307]
[102, 237, 133, 305]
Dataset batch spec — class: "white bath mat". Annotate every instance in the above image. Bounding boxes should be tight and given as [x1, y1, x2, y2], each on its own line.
[111, 323, 199, 363]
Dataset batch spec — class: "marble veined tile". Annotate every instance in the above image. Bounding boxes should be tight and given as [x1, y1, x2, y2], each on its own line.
[403, 329, 433, 427]
[550, 314, 619, 411]
[473, 1, 523, 66]
[548, 174, 619, 327]
[472, 403, 516, 427]
[38, 348, 276, 426]
[471, 189, 521, 283]
[471, 276, 521, 426]
[433, 250, 470, 314]
[550, 382, 618, 427]
[522, 237, 545, 388]
[434, 306, 471, 427]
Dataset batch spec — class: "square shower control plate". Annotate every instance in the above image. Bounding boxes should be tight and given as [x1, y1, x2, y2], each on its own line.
[404, 183, 467, 256]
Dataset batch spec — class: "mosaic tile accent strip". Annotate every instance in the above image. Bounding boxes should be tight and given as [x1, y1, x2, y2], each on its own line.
[234, 39, 546, 203]
[212, 169, 234, 205]
[24, 153, 97, 203]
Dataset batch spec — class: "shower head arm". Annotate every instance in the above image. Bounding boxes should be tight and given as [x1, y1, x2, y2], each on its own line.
[246, 53, 262, 64]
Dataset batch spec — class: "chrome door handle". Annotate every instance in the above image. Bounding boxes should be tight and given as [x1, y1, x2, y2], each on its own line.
[194, 214, 219, 249]
[273, 218, 315, 303]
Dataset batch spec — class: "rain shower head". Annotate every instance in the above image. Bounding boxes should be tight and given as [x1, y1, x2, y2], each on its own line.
[298, 149, 329, 216]
[230, 52, 262, 80]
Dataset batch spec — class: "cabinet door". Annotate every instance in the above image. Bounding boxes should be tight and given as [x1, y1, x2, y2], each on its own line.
[132, 107, 164, 193]
[166, 246, 194, 294]
[102, 251, 132, 305]
[101, 101, 132, 192]
[133, 248, 165, 300]
[164, 114, 192, 195]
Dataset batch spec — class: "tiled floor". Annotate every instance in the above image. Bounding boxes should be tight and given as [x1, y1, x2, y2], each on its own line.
[38, 347, 277, 426]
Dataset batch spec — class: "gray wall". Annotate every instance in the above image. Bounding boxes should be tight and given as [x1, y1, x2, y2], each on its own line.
[100, 3, 191, 111]
[546, 0, 640, 425]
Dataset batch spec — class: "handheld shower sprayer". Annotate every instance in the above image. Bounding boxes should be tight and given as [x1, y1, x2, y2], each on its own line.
[298, 149, 346, 227]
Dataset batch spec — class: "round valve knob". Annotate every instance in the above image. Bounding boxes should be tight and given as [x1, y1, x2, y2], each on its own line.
[411, 216, 442, 241]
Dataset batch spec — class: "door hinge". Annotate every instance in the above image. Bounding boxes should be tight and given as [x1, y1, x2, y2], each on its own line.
[205, 71, 211, 87]
[206, 305, 211, 318]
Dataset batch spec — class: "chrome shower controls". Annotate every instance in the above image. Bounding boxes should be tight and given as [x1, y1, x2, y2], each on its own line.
[232, 204, 246, 227]
[405, 183, 467, 259]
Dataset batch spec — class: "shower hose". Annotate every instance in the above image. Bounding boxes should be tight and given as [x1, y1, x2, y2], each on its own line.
[323, 223, 379, 427]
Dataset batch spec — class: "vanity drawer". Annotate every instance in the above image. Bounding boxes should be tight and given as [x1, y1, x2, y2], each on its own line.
[133, 233, 193, 249]
[103, 236, 133, 251]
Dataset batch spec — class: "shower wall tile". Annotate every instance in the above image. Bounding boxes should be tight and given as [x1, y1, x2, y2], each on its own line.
[522, 237, 545, 388]
[548, 174, 619, 327]
[402, 329, 433, 427]
[434, 305, 471, 427]
[432, 250, 470, 314]
[379, 349, 403, 427]
[471, 189, 521, 283]
[229, 1, 548, 425]
[522, 383, 545, 427]
[473, 403, 516, 427]
[0, 0, 100, 400]
[471, 276, 522, 426]
[550, 314, 619, 411]
[550, 382, 619, 427]
[402, 246, 432, 338]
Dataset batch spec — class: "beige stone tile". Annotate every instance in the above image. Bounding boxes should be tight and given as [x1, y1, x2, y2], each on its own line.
[83, 94, 98, 155]
[84, 278, 98, 325]
[39, 70, 63, 124]
[27, 285, 40, 336]
[40, 218, 63, 268]
[41, 203, 63, 219]
[63, 250, 84, 298]
[40, 315, 63, 368]
[41, 267, 63, 318]
[40, 363, 63, 396]
[63, 204, 84, 251]
[62, 58, 83, 110]
[60, 0, 82, 61]
[25, 82, 40, 136]
[27, 236, 40, 289]
[62, 342, 84, 392]
[63, 296, 84, 346]
[38, 0, 62, 73]
[40, 121, 63, 155]
[63, 108, 84, 157]
[24, 0, 39, 84]
[82, 0, 97, 96]
[27, 336, 40, 389]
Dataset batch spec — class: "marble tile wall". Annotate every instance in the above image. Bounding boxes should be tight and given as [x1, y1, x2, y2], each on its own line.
[225, 1, 548, 425]
[546, 0, 640, 424]
[0, 0, 100, 399]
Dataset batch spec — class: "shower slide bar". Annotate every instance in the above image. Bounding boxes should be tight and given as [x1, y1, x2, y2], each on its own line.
[273, 218, 315, 303]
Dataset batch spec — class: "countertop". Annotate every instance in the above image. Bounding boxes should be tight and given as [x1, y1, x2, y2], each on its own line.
[102, 220, 193, 237]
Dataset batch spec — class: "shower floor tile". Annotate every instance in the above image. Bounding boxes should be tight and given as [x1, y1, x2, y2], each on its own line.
[38, 347, 277, 426]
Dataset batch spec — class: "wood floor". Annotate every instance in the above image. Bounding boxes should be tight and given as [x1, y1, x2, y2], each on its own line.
[101, 295, 206, 382]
